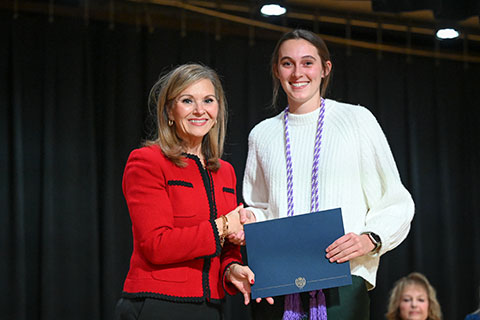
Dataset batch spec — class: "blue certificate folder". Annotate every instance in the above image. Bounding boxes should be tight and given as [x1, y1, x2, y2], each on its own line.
[244, 208, 352, 299]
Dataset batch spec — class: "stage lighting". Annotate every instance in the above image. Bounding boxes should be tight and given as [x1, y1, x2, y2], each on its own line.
[436, 28, 460, 40]
[260, 2, 287, 17]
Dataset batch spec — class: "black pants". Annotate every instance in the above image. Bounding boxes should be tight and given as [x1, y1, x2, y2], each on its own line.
[250, 276, 370, 320]
[115, 297, 222, 320]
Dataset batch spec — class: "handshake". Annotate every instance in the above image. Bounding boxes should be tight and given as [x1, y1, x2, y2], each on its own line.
[216, 204, 256, 246]
[217, 206, 275, 306]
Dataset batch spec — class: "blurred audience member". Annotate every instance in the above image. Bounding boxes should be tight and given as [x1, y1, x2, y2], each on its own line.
[386, 272, 442, 320]
[464, 286, 480, 320]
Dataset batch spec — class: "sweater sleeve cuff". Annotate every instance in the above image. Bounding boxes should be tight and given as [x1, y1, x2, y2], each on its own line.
[248, 207, 267, 222]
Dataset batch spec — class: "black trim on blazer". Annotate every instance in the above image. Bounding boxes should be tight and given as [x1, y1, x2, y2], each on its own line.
[202, 258, 212, 300]
[184, 154, 222, 258]
[209, 219, 223, 258]
[167, 180, 194, 188]
[121, 291, 223, 304]
[184, 153, 219, 300]
[204, 169, 222, 257]
[222, 187, 235, 194]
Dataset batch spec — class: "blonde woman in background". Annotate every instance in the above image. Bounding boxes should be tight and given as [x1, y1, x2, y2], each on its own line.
[386, 272, 442, 320]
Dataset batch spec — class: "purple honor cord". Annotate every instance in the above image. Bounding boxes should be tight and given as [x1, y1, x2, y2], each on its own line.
[283, 98, 327, 320]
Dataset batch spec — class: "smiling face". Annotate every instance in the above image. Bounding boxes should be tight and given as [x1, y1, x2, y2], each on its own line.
[168, 78, 219, 154]
[399, 284, 429, 320]
[274, 39, 332, 113]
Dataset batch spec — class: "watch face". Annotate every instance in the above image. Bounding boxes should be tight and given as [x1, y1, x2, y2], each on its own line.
[370, 232, 381, 243]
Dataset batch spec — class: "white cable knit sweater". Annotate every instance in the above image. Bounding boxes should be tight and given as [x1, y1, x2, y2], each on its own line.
[242, 99, 415, 289]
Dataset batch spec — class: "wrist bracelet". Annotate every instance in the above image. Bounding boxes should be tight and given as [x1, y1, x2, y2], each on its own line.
[223, 214, 229, 235]
[220, 215, 229, 246]
[225, 266, 231, 280]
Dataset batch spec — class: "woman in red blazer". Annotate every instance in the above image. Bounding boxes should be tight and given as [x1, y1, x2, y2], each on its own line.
[115, 64, 254, 320]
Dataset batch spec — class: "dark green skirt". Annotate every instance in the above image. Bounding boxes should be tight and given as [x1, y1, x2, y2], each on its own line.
[250, 275, 370, 320]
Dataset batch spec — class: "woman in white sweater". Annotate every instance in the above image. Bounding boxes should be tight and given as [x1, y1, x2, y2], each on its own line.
[237, 29, 415, 320]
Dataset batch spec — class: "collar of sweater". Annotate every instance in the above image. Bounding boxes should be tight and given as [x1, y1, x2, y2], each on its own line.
[282, 106, 326, 127]
[284, 99, 330, 127]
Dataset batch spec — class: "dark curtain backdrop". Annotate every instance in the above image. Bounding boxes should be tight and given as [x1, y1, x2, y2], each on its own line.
[1, 10, 479, 320]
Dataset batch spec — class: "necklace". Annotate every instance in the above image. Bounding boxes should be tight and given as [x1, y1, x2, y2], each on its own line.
[283, 98, 325, 216]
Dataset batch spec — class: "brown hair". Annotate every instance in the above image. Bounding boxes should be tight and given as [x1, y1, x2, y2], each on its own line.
[386, 272, 442, 320]
[270, 29, 332, 108]
[145, 63, 227, 171]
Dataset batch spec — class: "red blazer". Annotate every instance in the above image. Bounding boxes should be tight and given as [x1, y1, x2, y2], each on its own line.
[121, 145, 242, 303]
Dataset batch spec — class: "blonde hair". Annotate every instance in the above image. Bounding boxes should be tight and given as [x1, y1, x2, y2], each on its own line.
[386, 272, 442, 320]
[145, 63, 227, 171]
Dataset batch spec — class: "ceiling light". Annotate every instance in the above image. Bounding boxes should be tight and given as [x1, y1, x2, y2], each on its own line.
[436, 28, 460, 40]
[260, 3, 287, 17]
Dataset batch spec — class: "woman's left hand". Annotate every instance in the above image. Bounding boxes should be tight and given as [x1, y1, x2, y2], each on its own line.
[325, 232, 375, 263]
[227, 264, 256, 305]
[226, 264, 275, 305]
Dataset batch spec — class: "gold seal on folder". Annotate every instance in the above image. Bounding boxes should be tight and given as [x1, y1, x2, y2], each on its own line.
[295, 277, 306, 289]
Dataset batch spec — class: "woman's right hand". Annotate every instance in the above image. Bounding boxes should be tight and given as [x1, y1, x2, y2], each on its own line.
[215, 205, 244, 239]
[227, 208, 256, 245]
[225, 205, 245, 234]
